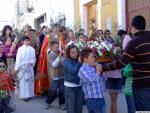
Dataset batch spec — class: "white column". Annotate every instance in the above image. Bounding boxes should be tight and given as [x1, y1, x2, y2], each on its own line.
[117, 0, 126, 30]
[97, 0, 102, 29]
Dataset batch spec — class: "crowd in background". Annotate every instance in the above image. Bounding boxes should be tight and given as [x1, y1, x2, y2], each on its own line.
[0, 15, 150, 113]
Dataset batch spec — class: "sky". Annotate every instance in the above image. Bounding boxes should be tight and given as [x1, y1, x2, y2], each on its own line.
[0, 0, 16, 30]
[0, 0, 75, 30]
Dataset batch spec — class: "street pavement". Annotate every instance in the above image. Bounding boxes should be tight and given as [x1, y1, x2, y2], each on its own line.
[13, 93, 127, 113]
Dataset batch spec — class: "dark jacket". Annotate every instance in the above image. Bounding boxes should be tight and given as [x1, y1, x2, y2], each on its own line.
[39, 33, 45, 46]
[63, 58, 82, 84]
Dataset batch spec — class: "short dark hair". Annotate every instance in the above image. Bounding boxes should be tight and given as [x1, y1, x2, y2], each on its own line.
[50, 41, 59, 47]
[79, 29, 84, 33]
[22, 35, 30, 41]
[66, 44, 79, 60]
[2, 25, 12, 37]
[80, 48, 93, 62]
[60, 26, 66, 32]
[29, 29, 36, 32]
[69, 30, 74, 32]
[28, 26, 32, 29]
[131, 15, 146, 30]
[97, 30, 103, 34]
[117, 30, 127, 37]
[78, 33, 84, 37]
[54, 23, 60, 27]
[42, 25, 47, 30]
[49, 29, 53, 34]
[104, 29, 110, 34]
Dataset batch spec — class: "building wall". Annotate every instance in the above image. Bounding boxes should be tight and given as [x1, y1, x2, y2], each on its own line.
[0, 0, 17, 29]
[18, 13, 35, 29]
[117, 0, 126, 30]
[101, 0, 118, 35]
[78, 0, 102, 34]
[34, 0, 51, 28]
[126, 0, 150, 30]
[79, 0, 92, 34]
[74, 0, 81, 31]
[74, 0, 126, 35]
[16, 0, 36, 29]
[34, 0, 74, 29]
[18, 0, 27, 16]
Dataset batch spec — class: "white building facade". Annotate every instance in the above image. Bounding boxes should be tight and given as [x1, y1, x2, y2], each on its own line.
[16, 0, 36, 29]
[0, 0, 16, 30]
[15, 0, 126, 31]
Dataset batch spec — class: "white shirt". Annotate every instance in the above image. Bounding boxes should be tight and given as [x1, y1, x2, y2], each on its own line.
[15, 44, 36, 71]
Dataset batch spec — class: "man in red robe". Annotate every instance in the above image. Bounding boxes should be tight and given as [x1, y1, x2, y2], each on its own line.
[34, 31, 53, 95]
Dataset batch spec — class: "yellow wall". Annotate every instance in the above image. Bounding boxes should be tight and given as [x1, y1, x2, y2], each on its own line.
[101, 0, 118, 36]
[74, 0, 81, 31]
[74, 0, 118, 35]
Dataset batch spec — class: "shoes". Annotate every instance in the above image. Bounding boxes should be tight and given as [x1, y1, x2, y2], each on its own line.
[45, 104, 52, 109]
[23, 98, 31, 102]
[59, 104, 66, 110]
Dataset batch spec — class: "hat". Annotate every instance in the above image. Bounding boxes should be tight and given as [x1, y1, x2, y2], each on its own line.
[131, 15, 146, 30]
[22, 36, 30, 41]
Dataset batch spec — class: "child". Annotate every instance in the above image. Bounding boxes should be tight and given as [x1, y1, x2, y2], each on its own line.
[63, 44, 83, 113]
[14, 36, 36, 102]
[78, 48, 106, 113]
[0, 61, 15, 113]
[46, 41, 65, 109]
[123, 64, 135, 113]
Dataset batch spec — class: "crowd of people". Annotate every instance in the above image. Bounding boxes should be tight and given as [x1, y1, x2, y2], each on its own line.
[0, 15, 150, 113]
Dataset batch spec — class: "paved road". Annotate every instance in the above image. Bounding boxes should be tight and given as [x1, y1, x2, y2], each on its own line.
[13, 93, 127, 113]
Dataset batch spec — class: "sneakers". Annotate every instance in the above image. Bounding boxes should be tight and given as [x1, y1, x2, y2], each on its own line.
[59, 104, 66, 110]
[23, 98, 31, 102]
[46, 104, 66, 110]
[45, 104, 52, 109]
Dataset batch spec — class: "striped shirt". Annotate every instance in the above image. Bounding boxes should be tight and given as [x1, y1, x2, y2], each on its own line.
[102, 31, 150, 88]
[78, 63, 104, 99]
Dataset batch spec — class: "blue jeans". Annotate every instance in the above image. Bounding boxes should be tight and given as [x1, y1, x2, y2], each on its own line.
[65, 86, 84, 113]
[86, 98, 106, 113]
[133, 88, 150, 111]
[46, 78, 65, 105]
[125, 95, 136, 113]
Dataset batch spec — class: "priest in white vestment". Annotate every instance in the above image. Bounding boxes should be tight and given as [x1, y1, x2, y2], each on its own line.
[15, 36, 36, 101]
